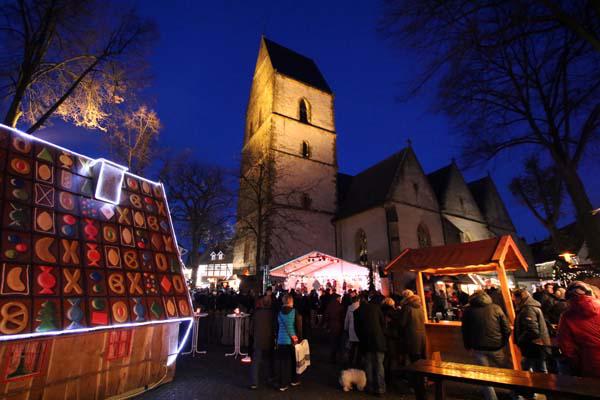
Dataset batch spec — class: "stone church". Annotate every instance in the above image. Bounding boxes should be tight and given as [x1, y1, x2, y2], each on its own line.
[233, 37, 517, 273]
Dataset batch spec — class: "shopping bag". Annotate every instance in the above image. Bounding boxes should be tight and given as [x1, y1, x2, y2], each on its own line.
[294, 339, 311, 374]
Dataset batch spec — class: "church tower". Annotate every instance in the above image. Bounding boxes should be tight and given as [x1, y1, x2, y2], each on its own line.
[233, 37, 338, 272]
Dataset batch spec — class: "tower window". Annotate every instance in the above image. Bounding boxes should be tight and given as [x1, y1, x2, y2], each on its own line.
[417, 223, 431, 248]
[301, 141, 311, 158]
[301, 193, 312, 210]
[299, 99, 310, 123]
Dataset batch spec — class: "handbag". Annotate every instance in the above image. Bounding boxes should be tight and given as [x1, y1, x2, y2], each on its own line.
[294, 339, 311, 374]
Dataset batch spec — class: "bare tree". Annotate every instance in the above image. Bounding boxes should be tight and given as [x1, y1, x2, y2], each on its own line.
[106, 105, 161, 175]
[235, 152, 319, 272]
[0, 0, 156, 133]
[381, 0, 600, 261]
[159, 153, 233, 287]
[510, 157, 565, 250]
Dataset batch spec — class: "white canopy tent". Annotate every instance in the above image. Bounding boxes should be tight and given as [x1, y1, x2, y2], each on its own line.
[269, 251, 379, 291]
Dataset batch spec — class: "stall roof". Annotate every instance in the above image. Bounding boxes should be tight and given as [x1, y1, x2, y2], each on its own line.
[385, 235, 528, 275]
[270, 251, 369, 278]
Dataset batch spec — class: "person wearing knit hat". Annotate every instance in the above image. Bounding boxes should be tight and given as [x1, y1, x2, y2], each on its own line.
[557, 281, 600, 378]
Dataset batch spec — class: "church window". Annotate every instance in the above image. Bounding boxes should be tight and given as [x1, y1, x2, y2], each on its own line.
[301, 193, 312, 210]
[413, 182, 420, 200]
[417, 223, 431, 248]
[299, 99, 310, 123]
[210, 251, 216, 261]
[459, 196, 465, 212]
[355, 229, 368, 265]
[301, 141, 311, 158]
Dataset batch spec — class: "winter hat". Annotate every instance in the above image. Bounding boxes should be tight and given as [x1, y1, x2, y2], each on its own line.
[566, 281, 593, 300]
[402, 289, 414, 298]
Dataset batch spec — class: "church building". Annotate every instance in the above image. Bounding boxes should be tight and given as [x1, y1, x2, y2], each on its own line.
[233, 37, 518, 274]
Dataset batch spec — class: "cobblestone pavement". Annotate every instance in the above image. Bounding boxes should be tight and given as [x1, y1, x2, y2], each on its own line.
[134, 341, 492, 400]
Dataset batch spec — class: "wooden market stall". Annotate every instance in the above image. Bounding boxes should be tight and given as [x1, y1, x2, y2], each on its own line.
[385, 235, 528, 369]
[0, 125, 193, 399]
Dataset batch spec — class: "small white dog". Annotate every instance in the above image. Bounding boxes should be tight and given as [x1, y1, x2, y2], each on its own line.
[339, 368, 367, 392]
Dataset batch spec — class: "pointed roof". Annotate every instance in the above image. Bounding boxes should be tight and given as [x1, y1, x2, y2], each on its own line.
[426, 163, 455, 205]
[337, 148, 408, 218]
[468, 176, 493, 215]
[262, 37, 332, 93]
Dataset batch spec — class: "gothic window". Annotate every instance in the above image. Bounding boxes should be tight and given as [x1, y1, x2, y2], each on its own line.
[355, 229, 368, 265]
[413, 182, 420, 200]
[210, 252, 216, 261]
[459, 196, 465, 212]
[299, 99, 310, 123]
[417, 223, 431, 248]
[301, 193, 312, 210]
[301, 141, 311, 158]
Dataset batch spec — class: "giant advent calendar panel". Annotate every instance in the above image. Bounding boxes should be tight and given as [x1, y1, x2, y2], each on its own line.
[0, 126, 192, 338]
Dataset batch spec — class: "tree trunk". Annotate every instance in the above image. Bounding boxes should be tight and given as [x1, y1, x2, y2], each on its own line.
[560, 164, 600, 263]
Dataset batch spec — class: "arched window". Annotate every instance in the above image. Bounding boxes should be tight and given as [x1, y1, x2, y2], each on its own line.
[355, 229, 368, 265]
[417, 223, 431, 248]
[299, 99, 310, 123]
[301, 141, 311, 158]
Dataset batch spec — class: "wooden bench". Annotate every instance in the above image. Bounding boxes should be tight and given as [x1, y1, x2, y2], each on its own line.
[405, 359, 600, 400]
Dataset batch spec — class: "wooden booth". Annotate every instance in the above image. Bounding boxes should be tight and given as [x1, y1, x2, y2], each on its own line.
[0, 125, 193, 399]
[385, 235, 528, 370]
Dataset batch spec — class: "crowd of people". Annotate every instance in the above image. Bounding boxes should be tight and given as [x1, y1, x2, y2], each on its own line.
[189, 279, 600, 397]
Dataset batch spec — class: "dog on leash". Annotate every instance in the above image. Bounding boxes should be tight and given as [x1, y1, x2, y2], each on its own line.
[339, 368, 367, 392]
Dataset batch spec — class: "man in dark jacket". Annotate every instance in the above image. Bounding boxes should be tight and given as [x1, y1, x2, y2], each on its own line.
[354, 297, 386, 395]
[250, 296, 275, 389]
[462, 290, 511, 400]
[324, 293, 345, 363]
[398, 290, 426, 363]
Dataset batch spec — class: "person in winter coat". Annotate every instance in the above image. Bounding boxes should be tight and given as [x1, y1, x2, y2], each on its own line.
[324, 293, 345, 363]
[398, 290, 426, 363]
[250, 296, 275, 389]
[547, 287, 568, 328]
[381, 297, 401, 383]
[344, 295, 361, 368]
[276, 294, 302, 391]
[354, 297, 387, 395]
[557, 281, 600, 378]
[461, 290, 511, 400]
[512, 289, 551, 372]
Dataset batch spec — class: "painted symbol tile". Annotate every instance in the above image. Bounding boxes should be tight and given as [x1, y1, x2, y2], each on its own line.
[88, 297, 109, 326]
[0, 127, 10, 148]
[107, 272, 126, 296]
[59, 239, 80, 266]
[143, 196, 156, 213]
[126, 272, 143, 295]
[34, 183, 55, 207]
[76, 157, 93, 177]
[0, 264, 30, 295]
[141, 181, 152, 196]
[35, 161, 54, 184]
[122, 249, 139, 270]
[102, 224, 119, 244]
[32, 235, 57, 264]
[176, 297, 191, 316]
[162, 297, 178, 318]
[6, 175, 32, 204]
[80, 198, 100, 219]
[128, 193, 143, 210]
[35, 145, 54, 164]
[154, 253, 168, 272]
[104, 245, 121, 269]
[0, 299, 32, 335]
[62, 268, 84, 296]
[146, 297, 164, 321]
[119, 226, 135, 247]
[79, 177, 93, 196]
[58, 169, 75, 191]
[170, 256, 182, 273]
[84, 242, 103, 268]
[33, 265, 59, 296]
[133, 210, 146, 229]
[33, 208, 55, 234]
[134, 229, 149, 250]
[156, 200, 167, 217]
[110, 298, 129, 324]
[8, 155, 32, 177]
[63, 298, 85, 329]
[81, 218, 100, 242]
[86, 269, 106, 296]
[162, 235, 174, 253]
[152, 184, 163, 199]
[99, 204, 115, 222]
[171, 274, 186, 295]
[57, 191, 79, 214]
[146, 215, 159, 232]
[33, 298, 61, 332]
[159, 274, 173, 295]
[2, 231, 31, 263]
[125, 176, 139, 192]
[130, 297, 146, 322]
[142, 272, 158, 295]
[58, 151, 74, 170]
[11, 136, 32, 155]
[116, 206, 131, 225]
[57, 214, 79, 238]
[159, 219, 170, 233]
[4, 202, 31, 231]
[150, 233, 163, 252]
[140, 251, 153, 271]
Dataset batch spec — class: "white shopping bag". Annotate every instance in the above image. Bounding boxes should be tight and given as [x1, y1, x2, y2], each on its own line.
[294, 339, 311, 374]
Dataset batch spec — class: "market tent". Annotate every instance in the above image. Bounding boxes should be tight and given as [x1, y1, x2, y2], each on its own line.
[270, 251, 373, 289]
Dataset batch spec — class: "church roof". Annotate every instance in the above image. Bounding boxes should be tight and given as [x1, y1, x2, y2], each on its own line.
[426, 163, 455, 205]
[467, 176, 492, 215]
[337, 149, 408, 218]
[263, 37, 332, 93]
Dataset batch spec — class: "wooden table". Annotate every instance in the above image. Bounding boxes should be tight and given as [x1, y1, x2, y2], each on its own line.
[405, 359, 600, 400]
